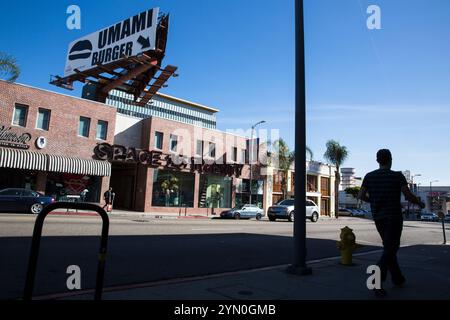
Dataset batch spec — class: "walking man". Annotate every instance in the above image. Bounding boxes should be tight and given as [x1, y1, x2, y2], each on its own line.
[103, 187, 115, 212]
[358, 149, 425, 296]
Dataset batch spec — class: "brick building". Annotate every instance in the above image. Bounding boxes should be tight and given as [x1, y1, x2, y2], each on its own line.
[105, 91, 268, 214]
[0, 80, 115, 204]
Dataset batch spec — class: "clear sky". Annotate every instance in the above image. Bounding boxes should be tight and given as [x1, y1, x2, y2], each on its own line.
[1, 0, 449, 186]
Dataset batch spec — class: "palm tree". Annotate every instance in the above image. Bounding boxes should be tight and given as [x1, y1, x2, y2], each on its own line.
[0, 52, 20, 82]
[324, 140, 349, 218]
[272, 139, 314, 199]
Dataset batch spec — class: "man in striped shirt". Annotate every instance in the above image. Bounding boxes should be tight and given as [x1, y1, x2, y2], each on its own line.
[358, 149, 425, 296]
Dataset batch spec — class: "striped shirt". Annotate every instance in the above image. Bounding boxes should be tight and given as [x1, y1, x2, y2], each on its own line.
[361, 169, 408, 220]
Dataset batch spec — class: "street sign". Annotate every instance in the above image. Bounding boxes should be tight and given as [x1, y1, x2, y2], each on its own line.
[64, 7, 159, 77]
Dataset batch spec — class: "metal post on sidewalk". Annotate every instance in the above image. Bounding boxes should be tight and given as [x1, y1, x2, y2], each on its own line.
[439, 212, 447, 244]
[442, 219, 447, 245]
[287, 0, 312, 276]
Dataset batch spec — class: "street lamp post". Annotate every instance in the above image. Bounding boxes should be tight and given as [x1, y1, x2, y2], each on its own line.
[249, 120, 266, 205]
[411, 174, 421, 194]
[288, 0, 311, 275]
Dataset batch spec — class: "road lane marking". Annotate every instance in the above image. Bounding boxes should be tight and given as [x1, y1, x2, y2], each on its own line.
[191, 228, 244, 232]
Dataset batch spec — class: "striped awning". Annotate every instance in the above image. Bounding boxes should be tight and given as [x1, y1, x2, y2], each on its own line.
[48, 155, 111, 177]
[0, 147, 47, 171]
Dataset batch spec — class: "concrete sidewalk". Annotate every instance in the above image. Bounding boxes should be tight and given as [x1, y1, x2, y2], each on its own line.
[57, 244, 450, 300]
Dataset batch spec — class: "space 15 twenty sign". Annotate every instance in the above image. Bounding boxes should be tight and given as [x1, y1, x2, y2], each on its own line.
[94, 143, 244, 177]
[64, 7, 159, 77]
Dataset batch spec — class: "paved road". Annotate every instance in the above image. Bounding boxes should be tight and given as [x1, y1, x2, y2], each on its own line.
[0, 214, 447, 299]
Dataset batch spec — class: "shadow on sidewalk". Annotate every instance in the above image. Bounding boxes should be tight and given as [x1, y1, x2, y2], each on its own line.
[0, 233, 379, 300]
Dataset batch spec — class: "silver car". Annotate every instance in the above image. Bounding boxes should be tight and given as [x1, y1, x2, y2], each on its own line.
[220, 204, 263, 220]
[267, 199, 320, 222]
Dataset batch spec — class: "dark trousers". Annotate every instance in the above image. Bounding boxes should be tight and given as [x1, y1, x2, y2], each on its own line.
[375, 216, 404, 283]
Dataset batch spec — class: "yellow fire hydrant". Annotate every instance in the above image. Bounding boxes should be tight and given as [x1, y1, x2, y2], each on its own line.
[337, 226, 362, 266]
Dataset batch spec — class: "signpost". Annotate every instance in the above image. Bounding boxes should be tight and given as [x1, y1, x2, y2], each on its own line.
[438, 211, 447, 244]
[64, 8, 159, 77]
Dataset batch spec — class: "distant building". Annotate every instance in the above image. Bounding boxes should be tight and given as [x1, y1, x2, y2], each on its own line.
[268, 161, 336, 217]
[416, 186, 450, 214]
[340, 167, 362, 190]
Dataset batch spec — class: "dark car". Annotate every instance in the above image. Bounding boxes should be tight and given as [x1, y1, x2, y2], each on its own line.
[0, 188, 55, 214]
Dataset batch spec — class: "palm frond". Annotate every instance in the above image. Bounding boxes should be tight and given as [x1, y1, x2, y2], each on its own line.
[0, 52, 20, 82]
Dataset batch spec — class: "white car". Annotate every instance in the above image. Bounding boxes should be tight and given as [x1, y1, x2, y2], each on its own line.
[267, 199, 320, 222]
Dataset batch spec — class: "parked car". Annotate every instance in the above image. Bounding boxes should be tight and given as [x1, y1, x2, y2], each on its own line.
[350, 209, 366, 217]
[338, 208, 354, 216]
[420, 212, 439, 222]
[220, 204, 263, 220]
[0, 188, 55, 214]
[445, 214, 450, 222]
[267, 199, 320, 222]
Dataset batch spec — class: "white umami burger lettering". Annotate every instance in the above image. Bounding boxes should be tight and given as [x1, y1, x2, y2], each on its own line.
[91, 42, 133, 65]
[98, 9, 154, 49]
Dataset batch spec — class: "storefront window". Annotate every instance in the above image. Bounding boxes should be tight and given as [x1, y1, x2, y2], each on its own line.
[199, 175, 231, 208]
[45, 173, 100, 202]
[152, 170, 195, 207]
[235, 178, 264, 208]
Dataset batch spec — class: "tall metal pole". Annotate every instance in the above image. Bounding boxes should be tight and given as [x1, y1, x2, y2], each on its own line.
[250, 126, 254, 205]
[289, 0, 311, 275]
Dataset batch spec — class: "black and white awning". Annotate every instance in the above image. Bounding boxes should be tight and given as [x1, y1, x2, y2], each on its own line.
[0, 148, 111, 176]
[0, 147, 47, 171]
[47, 154, 111, 177]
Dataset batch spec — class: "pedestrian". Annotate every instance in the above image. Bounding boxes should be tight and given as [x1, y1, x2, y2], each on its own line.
[103, 187, 114, 212]
[358, 149, 425, 297]
[80, 189, 89, 202]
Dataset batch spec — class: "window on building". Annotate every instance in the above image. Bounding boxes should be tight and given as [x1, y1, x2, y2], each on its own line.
[209, 142, 216, 158]
[96, 120, 108, 140]
[78, 116, 91, 137]
[321, 177, 330, 196]
[12, 104, 28, 127]
[196, 140, 204, 156]
[36, 108, 51, 131]
[154, 131, 163, 150]
[170, 134, 178, 152]
[232, 147, 238, 162]
[242, 149, 248, 164]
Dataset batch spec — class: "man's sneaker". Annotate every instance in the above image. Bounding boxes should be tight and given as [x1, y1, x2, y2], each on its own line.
[373, 288, 387, 297]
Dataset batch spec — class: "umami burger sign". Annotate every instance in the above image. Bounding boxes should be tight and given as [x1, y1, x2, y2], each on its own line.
[94, 143, 244, 177]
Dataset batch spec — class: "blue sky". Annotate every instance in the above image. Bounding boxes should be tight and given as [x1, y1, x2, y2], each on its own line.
[1, 0, 449, 186]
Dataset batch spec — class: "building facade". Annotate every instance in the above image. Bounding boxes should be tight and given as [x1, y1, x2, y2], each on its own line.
[0, 80, 115, 202]
[106, 95, 267, 213]
[267, 161, 336, 217]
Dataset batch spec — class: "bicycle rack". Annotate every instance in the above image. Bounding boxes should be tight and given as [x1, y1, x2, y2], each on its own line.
[23, 202, 110, 301]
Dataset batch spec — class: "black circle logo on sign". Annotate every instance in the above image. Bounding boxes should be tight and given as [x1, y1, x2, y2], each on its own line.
[69, 40, 93, 61]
